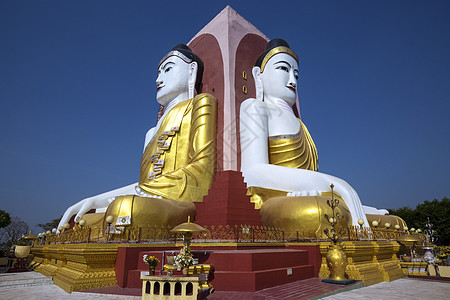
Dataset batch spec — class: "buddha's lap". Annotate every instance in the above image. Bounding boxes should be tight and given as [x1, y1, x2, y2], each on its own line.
[105, 195, 196, 228]
[260, 195, 352, 239]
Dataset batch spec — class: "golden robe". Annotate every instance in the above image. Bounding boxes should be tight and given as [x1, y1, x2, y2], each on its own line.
[251, 119, 352, 239]
[139, 93, 217, 202]
[104, 93, 217, 228]
[248, 119, 319, 209]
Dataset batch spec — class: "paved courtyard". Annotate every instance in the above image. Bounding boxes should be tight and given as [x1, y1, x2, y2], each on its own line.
[0, 271, 448, 299]
[321, 277, 449, 299]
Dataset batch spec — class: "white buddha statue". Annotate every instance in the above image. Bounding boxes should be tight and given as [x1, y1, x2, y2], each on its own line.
[240, 39, 386, 234]
[58, 44, 217, 230]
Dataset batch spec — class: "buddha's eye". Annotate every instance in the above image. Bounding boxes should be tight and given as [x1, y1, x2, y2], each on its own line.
[276, 66, 289, 72]
[165, 67, 172, 73]
[294, 74, 299, 80]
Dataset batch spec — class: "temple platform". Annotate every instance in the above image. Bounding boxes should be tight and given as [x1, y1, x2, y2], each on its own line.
[32, 240, 403, 293]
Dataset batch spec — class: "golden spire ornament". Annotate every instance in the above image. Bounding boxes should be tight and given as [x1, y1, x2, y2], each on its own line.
[322, 184, 356, 285]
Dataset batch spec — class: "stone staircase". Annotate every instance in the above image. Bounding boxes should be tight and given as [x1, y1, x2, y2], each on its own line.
[0, 272, 53, 291]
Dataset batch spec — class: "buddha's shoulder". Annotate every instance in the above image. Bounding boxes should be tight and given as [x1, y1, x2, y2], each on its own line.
[240, 98, 265, 114]
[193, 93, 217, 107]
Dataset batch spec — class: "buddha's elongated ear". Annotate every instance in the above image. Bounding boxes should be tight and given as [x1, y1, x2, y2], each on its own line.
[252, 66, 263, 102]
[188, 61, 198, 99]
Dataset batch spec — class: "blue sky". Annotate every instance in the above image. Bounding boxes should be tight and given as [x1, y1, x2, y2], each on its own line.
[1, 0, 449, 231]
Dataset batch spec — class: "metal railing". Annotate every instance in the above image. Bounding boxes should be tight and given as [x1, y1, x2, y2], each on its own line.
[33, 224, 285, 245]
[33, 224, 423, 245]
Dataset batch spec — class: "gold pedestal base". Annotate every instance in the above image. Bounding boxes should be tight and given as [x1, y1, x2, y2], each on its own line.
[33, 245, 65, 277]
[32, 244, 119, 293]
[319, 241, 403, 286]
[399, 261, 428, 276]
[374, 242, 404, 281]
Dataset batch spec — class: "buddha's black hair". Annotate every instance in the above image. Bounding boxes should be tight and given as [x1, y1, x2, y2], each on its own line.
[170, 44, 204, 93]
[254, 38, 292, 67]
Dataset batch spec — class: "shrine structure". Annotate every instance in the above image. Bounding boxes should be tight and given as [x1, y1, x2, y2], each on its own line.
[30, 6, 407, 295]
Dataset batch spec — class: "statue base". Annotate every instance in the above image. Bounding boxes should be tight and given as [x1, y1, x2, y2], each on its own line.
[34, 243, 118, 293]
[32, 240, 403, 292]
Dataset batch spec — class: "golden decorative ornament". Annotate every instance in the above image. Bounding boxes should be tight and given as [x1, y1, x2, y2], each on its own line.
[397, 233, 423, 258]
[24, 231, 37, 240]
[105, 215, 114, 224]
[325, 244, 348, 281]
[63, 223, 70, 229]
[366, 214, 406, 230]
[410, 228, 415, 232]
[46, 230, 51, 235]
[171, 216, 206, 233]
[384, 223, 391, 229]
[79, 219, 86, 226]
[15, 246, 31, 258]
[372, 221, 378, 227]
[397, 234, 423, 243]
[357, 219, 364, 226]
[394, 224, 400, 230]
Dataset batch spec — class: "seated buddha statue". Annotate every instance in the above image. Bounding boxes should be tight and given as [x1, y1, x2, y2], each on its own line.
[240, 39, 387, 238]
[58, 44, 217, 230]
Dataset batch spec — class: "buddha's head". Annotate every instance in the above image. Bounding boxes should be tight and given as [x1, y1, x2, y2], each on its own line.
[253, 39, 299, 106]
[156, 44, 204, 106]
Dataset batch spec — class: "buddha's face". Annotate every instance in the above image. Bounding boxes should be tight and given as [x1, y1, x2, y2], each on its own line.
[156, 56, 191, 106]
[260, 53, 299, 106]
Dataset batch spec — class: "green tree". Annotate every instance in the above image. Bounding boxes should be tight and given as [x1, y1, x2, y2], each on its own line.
[388, 197, 450, 245]
[37, 216, 62, 231]
[0, 210, 11, 228]
[0, 216, 29, 254]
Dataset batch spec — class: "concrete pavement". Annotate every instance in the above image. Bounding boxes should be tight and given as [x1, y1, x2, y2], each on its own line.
[0, 272, 449, 299]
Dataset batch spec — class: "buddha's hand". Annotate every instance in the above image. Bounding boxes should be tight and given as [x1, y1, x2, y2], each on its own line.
[287, 191, 320, 197]
[58, 197, 111, 231]
[58, 201, 86, 231]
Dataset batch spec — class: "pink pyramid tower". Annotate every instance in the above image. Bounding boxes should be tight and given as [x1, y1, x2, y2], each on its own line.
[188, 6, 269, 226]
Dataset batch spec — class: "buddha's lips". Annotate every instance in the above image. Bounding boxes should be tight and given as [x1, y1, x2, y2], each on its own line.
[157, 85, 164, 91]
[287, 86, 296, 93]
